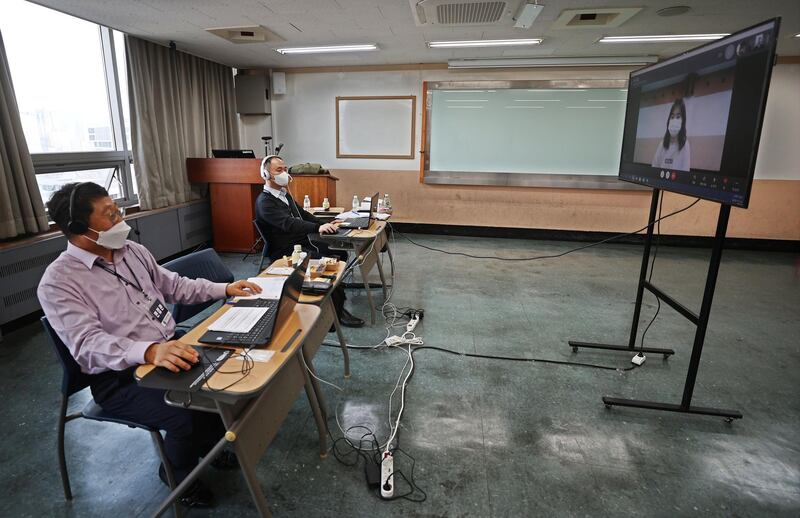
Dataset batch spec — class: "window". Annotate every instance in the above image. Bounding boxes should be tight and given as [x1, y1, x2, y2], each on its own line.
[0, 0, 136, 207]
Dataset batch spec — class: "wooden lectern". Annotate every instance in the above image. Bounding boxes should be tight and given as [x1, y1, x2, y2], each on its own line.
[186, 158, 339, 252]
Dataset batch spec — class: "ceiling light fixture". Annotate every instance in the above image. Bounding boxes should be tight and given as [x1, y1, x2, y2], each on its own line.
[427, 38, 543, 48]
[448, 55, 658, 69]
[275, 44, 378, 54]
[599, 34, 728, 43]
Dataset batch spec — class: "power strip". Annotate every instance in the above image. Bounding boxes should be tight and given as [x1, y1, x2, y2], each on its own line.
[406, 314, 420, 332]
[384, 335, 405, 346]
[380, 452, 394, 499]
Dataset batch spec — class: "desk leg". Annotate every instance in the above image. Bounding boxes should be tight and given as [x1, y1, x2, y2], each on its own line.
[300, 351, 329, 458]
[375, 252, 388, 298]
[328, 297, 351, 378]
[302, 349, 329, 423]
[152, 435, 230, 517]
[359, 262, 377, 324]
[236, 449, 274, 518]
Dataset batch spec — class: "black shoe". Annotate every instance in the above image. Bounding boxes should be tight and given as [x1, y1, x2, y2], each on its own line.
[158, 464, 215, 508]
[339, 308, 364, 328]
[210, 449, 238, 470]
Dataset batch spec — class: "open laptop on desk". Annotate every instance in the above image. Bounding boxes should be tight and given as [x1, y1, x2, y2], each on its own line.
[198, 261, 305, 347]
[335, 192, 378, 234]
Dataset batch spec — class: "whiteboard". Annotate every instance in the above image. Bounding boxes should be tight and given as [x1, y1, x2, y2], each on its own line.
[336, 96, 415, 159]
[429, 88, 627, 176]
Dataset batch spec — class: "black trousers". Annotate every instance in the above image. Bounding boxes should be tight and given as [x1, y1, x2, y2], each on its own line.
[272, 240, 349, 318]
[90, 368, 225, 483]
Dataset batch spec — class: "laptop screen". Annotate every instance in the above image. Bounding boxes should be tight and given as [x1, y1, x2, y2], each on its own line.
[274, 264, 305, 331]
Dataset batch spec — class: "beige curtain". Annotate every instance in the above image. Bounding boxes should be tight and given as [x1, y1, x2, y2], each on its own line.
[0, 31, 49, 239]
[126, 36, 240, 210]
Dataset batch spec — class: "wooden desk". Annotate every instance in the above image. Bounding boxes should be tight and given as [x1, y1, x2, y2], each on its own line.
[135, 303, 325, 517]
[315, 220, 391, 324]
[262, 259, 350, 379]
[186, 158, 338, 252]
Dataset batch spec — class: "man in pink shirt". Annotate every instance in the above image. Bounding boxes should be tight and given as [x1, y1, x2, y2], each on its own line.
[38, 182, 261, 508]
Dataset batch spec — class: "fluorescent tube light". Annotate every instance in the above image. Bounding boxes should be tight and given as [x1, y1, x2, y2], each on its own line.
[275, 44, 377, 54]
[448, 56, 658, 68]
[428, 39, 542, 48]
[599, 34, 728, 43]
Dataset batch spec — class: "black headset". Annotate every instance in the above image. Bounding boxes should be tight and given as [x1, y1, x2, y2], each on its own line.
[67, 182, 91, 235]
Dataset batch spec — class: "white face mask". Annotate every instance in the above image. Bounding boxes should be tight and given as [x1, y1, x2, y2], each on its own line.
[87, 221, 131, 250]
[668, 118, 682, 137]
[272, 171, 291, 187]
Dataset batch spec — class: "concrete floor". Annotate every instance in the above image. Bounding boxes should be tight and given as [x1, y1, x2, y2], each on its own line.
[1, 233, 798, 517]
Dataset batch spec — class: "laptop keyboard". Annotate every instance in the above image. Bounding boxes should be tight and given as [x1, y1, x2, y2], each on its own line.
[223, 299, 278, 345]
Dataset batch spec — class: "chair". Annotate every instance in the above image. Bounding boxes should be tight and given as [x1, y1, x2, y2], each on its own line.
[253, 219, 271, 272]
[162, 248, 234, 324]
[42, 317, 181, 516]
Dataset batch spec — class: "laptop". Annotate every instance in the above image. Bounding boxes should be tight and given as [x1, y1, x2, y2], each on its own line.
[212, 149, 256, 158]
[336, 192, 378, 234]
[198, 261, 305, 347]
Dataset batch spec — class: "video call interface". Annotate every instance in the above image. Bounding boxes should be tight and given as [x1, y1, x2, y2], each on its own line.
[619, 20, 778, 207]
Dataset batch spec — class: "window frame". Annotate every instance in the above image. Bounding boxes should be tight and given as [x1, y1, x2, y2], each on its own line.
[28, 25, 137, 207]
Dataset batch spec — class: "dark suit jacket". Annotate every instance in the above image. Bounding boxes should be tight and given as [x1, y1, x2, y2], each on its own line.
[255, 190, 322, 260]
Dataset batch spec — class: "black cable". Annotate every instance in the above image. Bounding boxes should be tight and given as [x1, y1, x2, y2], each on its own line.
[395, 197, 701, 261]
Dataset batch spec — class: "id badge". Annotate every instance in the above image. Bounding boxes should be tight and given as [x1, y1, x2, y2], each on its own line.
[149, 299, 171, 326]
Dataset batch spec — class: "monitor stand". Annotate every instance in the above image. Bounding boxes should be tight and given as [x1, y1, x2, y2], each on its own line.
[568, 188, 743, 421]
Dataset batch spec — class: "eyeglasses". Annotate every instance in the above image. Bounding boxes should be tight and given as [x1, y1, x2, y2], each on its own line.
[101, 205, 125, 223]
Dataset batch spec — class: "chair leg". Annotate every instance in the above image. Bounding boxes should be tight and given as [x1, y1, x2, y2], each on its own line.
[258, 252, 267, 273]
[151, 431, 182, 518]
[57, 395, 73, 500]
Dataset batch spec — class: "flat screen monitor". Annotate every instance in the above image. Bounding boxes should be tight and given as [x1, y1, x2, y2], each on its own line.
[212, 149, 256, 158]
[618, 18, 780, 208]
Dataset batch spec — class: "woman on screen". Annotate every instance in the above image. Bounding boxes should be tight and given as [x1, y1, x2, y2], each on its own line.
[652, 98, 691, 172]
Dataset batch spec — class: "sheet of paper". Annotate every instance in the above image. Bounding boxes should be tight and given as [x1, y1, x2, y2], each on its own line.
[233, 350, 275, 363]
[374, 213, 390, 221]
[335, 210, 361, 220]
[265, 266, 294, 275]
[237, 276, 287, 300]
[207, 307, 268, 333]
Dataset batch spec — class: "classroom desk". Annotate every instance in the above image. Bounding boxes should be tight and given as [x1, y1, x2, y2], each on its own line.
[261, 258, 351, 379]
[134, 302, 325, 518]
[314, 220, 391, 325]
[309, 206, 345, 222]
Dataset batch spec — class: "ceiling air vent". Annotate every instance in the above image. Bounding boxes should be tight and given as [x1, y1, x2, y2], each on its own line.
[410, 0, 522, 26]
[206, 25, 284, 44]
[551, 7, 642, 30]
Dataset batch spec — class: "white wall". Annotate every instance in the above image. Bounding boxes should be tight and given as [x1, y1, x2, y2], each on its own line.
[238, 114, 271, 157]
[270, 63, 800, 180]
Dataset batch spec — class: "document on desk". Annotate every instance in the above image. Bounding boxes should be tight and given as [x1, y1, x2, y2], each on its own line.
[237, 277, 287, 300]
[265, 266, 294, 276]
[207, 307, 268, 333]
[334, 210, 361, 220]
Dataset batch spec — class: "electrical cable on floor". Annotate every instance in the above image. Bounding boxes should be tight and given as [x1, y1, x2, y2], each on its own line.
[395, 198, 700, 261]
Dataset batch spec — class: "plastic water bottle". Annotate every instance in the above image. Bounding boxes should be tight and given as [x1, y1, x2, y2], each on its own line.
[291, 244, 302, 266]
[352, 195, 360, 212]
[303, 195, 311, 211]
[322, 197, 330, 210]
[383, 193, 392, 213]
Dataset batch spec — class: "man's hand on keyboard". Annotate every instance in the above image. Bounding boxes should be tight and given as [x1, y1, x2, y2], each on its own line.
[226, 280, 263, 297]
[319, 222, 340, 234]
[144, 340, 199, 372]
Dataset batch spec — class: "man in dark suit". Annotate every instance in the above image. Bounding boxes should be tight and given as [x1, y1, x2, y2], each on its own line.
[255, 155, 364, 327]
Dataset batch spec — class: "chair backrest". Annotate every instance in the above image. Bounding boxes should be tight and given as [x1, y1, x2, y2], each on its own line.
[161, 248, 234, 324]
[41, 317, 93, 397]
[253, 219, 270, 260]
